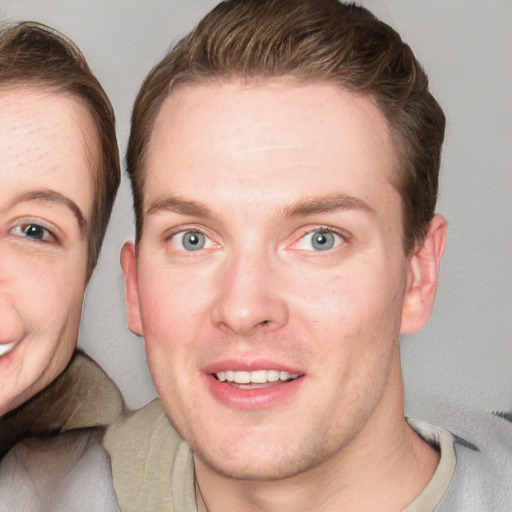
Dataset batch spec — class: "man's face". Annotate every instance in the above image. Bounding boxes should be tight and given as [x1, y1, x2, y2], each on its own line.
[0, 87, 94, 415]
[124, 80, 420, 479]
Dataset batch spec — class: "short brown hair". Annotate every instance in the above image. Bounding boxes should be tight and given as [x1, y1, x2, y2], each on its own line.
[0, 22, 120, 278]
[127, 0, 445, 253]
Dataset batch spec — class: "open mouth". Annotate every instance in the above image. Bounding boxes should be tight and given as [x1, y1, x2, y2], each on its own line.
[213, 370, 301, 389]
[0, 341, 18, 357]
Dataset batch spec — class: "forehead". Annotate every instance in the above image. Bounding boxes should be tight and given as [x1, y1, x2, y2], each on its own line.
[0, 86, 96, 216]
[145, 79, 398, 216]
[0, 85, 96, 159]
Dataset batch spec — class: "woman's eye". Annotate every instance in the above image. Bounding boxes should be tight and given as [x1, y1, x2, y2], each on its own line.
[295, 229, 343, 251]
[11, 223, 55, 242]
[170, 230, 212, 251]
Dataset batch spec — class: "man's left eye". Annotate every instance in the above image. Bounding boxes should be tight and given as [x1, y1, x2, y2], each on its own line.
[295, 229, 343, 251]
[11, 223, 55, 242]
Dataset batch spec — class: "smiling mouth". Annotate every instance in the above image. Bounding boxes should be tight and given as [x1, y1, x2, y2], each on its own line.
[213, 370, 301, 389]
[0, 341, 18, 357]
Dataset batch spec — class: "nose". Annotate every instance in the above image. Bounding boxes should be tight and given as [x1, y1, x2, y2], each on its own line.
[0, 296, 24, 346]
[210, 250, 289, 336]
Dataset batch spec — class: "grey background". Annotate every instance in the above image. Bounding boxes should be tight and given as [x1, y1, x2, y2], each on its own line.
[1, 0, 510, 413]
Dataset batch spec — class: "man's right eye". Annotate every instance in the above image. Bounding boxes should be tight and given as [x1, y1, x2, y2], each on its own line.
[10, 222, 56, 242]
[170, 230, 212, 251]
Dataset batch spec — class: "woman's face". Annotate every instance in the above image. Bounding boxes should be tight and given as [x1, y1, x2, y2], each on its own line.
[0, 86, 96, 415]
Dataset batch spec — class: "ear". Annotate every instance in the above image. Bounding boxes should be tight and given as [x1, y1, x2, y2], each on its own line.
[401, 214, 447, 334]
[120, 241, 144, 337]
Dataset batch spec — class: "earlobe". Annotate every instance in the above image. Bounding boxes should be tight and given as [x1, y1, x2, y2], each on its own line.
[120, 241, 144, 337]
[401, 214, 447, 334]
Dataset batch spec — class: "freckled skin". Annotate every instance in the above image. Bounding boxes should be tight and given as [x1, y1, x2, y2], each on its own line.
[0, 88, 95, 415]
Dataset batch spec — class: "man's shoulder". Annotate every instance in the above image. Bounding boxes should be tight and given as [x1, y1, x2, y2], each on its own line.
[444, 412, 512, 511]
[409, 402, 512, 511]
[104, 399, 192, 512]
[104, 398, 182, 453]
[409, 400, 512, 453]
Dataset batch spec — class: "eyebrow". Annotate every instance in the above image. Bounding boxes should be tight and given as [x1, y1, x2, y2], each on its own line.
[146, 195, 212, 218]
[16, 190, 87, 236]
[146, 192, 374, 220]
[284, 193, 375, 217]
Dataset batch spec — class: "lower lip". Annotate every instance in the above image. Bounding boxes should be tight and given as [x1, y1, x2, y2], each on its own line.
[205, 374, 303, 409]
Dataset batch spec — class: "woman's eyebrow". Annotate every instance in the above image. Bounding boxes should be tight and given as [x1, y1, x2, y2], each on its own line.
[14, 190, 87, 235]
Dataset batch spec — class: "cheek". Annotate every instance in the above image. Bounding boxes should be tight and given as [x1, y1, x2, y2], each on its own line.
[137, 269, 201, 405]
[291, 263, 406, 350]
[5, 257, 86, 403]
[298, 269, 404, 402]
[137, 265, 205, 360]
[19, 253, 86, 321]
[138, 258, 216, 323]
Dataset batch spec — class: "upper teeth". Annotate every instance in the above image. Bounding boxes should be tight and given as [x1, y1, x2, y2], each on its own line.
[0, 341, 17, 357]
[215, 370, 299, 384]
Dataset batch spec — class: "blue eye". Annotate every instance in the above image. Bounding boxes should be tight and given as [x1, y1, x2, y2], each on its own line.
[171, 230, 210, 251]
[296, 229, 342, 251]
[11, 223, 55, 242]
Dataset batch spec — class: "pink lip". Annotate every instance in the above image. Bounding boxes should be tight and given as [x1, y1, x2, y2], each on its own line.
[202, 358, 303, 374]
[201, 359, 305, 410]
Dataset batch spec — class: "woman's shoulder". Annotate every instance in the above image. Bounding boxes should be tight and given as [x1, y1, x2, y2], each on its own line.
[0, 429, 119, 512]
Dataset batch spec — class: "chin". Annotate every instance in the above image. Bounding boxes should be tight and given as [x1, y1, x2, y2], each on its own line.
[192, 437, 325, 482]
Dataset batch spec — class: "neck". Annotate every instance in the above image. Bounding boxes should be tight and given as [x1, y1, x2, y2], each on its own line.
[195, 356, 439, 512]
